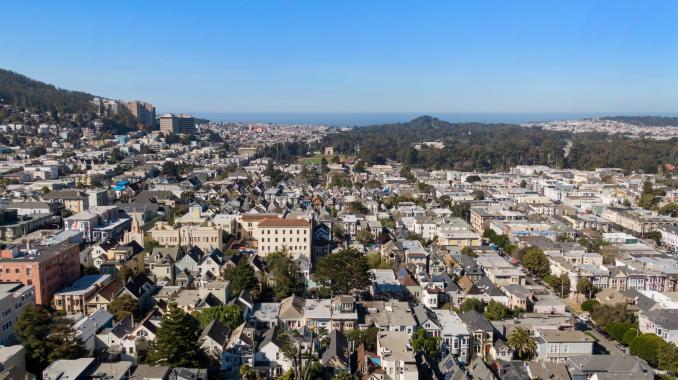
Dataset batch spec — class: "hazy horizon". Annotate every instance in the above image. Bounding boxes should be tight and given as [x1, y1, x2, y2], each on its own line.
[189, 111, 678, 127]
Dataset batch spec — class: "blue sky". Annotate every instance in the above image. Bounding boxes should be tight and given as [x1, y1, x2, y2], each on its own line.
[2, 1, 678, 115]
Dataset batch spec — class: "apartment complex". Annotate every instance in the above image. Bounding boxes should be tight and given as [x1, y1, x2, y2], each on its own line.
[125, 100, 156, 127]
[53, 274, 113, 314]
[0, 283, 35, 345]
[159, 113, 196, 135]
[0, 243, 80, 304]
[252, 217, 312, 258]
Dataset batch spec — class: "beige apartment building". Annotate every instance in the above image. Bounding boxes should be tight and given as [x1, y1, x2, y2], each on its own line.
[125, 100, 156, 127]
[253, 217, 311, 258]
[149, 221, 224, 251]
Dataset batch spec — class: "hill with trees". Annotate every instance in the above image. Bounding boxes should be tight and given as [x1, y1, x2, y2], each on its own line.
[320, 116, 678, 173]
[0, 68, 95, 113]
[600, 115, 678, 127]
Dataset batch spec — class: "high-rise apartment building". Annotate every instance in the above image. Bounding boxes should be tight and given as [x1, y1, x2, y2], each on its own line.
[90, 97, 123, 117]
[125, 100, 156, 127]
[159, 113, 196, 135]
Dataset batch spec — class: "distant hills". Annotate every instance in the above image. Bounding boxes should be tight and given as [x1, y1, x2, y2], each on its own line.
[0, 68, 94, 114]
[600, 115, 678, 127]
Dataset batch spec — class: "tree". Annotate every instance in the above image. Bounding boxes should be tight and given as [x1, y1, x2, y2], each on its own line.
[118, 266, 135, 283]
[581, 299, 599, 313]
[543, 274, 571, 298]
[45, 316, 84, 363]
[465, 175, 481, 182]
[347, 201, 368, 214]
[332, 224, 345, 240]
[239, 364, 256, 380]
[355, 229, 374, 246]
[346, 326, 379, 352]
[161, 161, 180, 178]
[657, 342, 678, 377]
[193, 305, 244, 330]
[659, 202, 678, 217]
[223, 259, 259, 295]
[622, 327, 639, 346]
[410, 328, 441, 360]
[519, 179, 527, 188]
[484, 301, 510, 321]
[461, 298, 485, 313]
[648, 230, 662, 245]
[147, 303, 201, 367]
[591, 303, 635, 327]
[604, 322, 635, 342]
[266, 252, 305, 300]
[460, 246, 477, 257]
[314, 248, 372, 294]
[576, 278, 597, 299]
[508, 327, 536, 360]
[144, 238, 160, 253]
[108, 294, 139, 321]
[471, 190, 485, 200]
[16, 305, 55, 372]
[16, 306, 83, 373]
[629, 333, 665, 367]
[521, 247, 550, 278]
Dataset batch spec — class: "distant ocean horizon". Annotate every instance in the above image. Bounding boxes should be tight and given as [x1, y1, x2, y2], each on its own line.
[188, 112, 678, 127]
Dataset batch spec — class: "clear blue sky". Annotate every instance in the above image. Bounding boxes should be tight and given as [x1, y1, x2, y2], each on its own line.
[3, 1, 678, 115]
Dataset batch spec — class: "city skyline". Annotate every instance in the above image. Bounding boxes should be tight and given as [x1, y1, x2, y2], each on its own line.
[2, 0, 678, 116]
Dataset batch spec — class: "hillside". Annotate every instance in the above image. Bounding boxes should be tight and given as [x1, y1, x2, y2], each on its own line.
[322, 116, 570, 172]
[599, 115, 678, 127]
[0, 68, 94, 113]
[321, 116, 678, 173]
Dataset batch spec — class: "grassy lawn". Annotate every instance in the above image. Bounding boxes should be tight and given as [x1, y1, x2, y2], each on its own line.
[298, 155, 324, 164]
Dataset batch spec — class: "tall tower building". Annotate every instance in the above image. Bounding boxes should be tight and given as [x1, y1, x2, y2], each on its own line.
[125, 100, 156, 127]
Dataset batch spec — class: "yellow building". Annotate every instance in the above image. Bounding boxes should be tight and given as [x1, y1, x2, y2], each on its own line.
[149, 221, 224, 251]
[106, 244, 146, 274]
[254, 217, 311, 258]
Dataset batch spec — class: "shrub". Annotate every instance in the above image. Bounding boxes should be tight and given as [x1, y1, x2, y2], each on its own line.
[622, 328, 639, 346]
[629, 333, 666, 367]
[581, 299, 599, 313]
[604, 322, 634, 343]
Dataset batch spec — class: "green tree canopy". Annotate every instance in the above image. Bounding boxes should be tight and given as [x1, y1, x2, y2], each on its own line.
[591, 303, 635, 327]
[193, 305, 244, 330]
[543, 274, 571, 298]
[223, 258, 259, 296]
[314, 248, 372, 294]
[355, 229, 375, 246]
[147, 303, 201, 367]
[484, 301, 510, 321]
[108, 294, 139, 321]
[16, 306, 83, 373]
[266, 251, 305, 300]
[576, 278, 598, 299]
[461, 298, 485, 313]
[410, 328, 441, 361]
[521, 247, 550, 278]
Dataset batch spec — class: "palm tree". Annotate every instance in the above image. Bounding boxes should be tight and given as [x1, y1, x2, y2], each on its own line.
[508, 327, 537, 360]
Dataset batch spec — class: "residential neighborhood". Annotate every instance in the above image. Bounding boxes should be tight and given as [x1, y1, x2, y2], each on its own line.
[0, 99, 677, 380]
